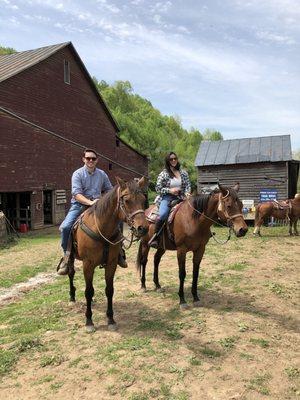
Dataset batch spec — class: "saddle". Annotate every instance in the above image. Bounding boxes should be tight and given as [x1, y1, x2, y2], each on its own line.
[272, 200, 291, 211]
[145, 200, 184, 224]
[145, 200, 184, 244]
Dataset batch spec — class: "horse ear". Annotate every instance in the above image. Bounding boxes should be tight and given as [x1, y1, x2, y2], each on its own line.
[116, 176, 127, 189]
[218, 182, 228, 196]
[233, 182, 240, 192]
[137, 176, 148, 188]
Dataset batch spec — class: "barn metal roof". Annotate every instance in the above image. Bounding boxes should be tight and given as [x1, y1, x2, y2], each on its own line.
[194, 135, 292, 166]
[0, 42, 69, 82]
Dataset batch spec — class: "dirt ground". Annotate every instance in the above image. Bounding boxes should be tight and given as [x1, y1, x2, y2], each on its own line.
[0, 227, 299, 400]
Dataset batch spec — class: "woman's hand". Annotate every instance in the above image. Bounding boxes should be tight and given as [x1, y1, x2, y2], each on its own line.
[169, 187, 180, 195]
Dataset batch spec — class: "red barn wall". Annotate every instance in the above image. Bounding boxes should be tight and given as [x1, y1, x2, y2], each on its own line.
[0, 44, 148, 229]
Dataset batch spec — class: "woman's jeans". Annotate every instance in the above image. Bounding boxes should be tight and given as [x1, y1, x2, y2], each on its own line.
[59, 202, 85, 253]
[158, 194, 178, 221]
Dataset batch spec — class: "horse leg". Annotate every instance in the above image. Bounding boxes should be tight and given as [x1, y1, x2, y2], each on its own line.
[177, 248, 188, 309]
[191, 247, 205, 307]
[254, 216, 263, 236]
[140, 242, 149, 291]
[83, 262, 95, 332]
[153, 248, 165, 291]
[289, 218, 293, 236]
[105, 265, 117, 330]
[294, 218, 298, 236]
[68, 253, 76, 302]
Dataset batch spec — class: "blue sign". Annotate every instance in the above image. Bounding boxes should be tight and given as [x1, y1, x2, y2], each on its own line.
[260, 189, 278, 202]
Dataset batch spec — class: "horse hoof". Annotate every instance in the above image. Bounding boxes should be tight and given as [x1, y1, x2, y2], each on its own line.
[193, 301, 202, 308]
[108, 323, 118, 331]
[180, 303, 189, 310]
[155, 287, 165, 293]
[140, 287, 147, 293]
[86, 325, 96, 333]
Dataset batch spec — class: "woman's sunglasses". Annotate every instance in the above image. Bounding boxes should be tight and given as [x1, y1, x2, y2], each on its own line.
[169, 157, 177, 161]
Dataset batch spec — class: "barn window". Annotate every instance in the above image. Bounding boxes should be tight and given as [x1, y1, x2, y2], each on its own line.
[64, 60, 70, 84]
[109, 163, 113, 170]
[116, 139, 120, 147]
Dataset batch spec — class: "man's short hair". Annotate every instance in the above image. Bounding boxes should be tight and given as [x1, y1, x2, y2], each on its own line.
[84, 148, 98, 158]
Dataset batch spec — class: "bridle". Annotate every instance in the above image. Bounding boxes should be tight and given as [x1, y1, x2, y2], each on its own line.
[91, 186, 145, 246]
[186, 190, 243, 245]
[117, 187, 145, 228]
[217, 191, 243, 221]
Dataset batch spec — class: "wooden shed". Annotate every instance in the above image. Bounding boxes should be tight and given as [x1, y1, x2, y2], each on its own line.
[0, 42, 148, 230]
[194, 135, 299, 218]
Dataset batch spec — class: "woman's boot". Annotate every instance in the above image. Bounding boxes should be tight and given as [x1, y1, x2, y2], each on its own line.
[148, 219, 165, 248]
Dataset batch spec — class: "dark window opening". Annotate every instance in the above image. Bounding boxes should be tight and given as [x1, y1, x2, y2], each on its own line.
[116, 139, 120, 147]
[43, 190, 53, 224]
[109, 163, 113, 170]
[64, 60, 70, 84]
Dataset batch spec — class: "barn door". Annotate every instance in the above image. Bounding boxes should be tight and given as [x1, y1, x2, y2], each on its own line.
[43, 190, 53, 224]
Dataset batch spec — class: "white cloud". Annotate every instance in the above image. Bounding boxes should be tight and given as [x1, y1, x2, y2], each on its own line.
[256, 30, 296, 45]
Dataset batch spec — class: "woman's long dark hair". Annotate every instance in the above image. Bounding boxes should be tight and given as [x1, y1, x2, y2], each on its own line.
[165, 152, 180, 178]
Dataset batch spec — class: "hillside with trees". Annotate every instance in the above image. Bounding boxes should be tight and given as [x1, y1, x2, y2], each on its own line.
[94, 79, 222, 188]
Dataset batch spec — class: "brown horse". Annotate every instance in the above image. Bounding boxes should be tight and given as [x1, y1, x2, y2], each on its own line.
[136, 183, 248, 308]
[67, 176, 148, 331]
[253, 194, 300, 236]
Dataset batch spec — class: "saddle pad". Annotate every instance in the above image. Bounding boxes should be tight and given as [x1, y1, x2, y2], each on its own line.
[168, 201, 184, 224]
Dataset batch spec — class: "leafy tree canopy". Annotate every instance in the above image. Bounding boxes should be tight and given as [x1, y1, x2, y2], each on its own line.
[93, 78, 223, 189]
[0, 45, 17, 55]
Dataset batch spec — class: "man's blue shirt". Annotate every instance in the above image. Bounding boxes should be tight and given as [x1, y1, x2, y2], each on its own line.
[71, 166, 113, 203]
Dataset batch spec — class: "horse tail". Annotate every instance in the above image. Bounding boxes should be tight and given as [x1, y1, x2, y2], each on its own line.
[136, 240, 143, 277]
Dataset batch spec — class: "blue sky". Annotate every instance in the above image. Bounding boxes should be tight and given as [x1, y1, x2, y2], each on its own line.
[1, 0, 300, 151]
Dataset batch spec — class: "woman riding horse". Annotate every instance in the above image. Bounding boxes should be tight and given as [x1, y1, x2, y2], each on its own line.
[137, 183, 248, 308]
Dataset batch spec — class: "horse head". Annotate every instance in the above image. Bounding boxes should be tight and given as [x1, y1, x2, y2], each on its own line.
[116, 176, 149, 238]
[217, 182, 248, 237]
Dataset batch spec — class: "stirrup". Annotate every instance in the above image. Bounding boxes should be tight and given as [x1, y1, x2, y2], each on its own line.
[148, 234, 159, 249]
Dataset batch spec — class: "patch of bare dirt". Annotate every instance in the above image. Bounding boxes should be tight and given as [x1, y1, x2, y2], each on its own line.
[0, 230, 299, 400]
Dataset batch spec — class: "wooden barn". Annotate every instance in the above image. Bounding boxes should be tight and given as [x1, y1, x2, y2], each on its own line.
[194, 135, 299, 218]
[0, 42, 148, 230]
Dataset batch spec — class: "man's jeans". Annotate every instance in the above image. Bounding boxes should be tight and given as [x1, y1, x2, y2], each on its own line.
[158, 194, 178, 221]
[59, 202, 85, 253]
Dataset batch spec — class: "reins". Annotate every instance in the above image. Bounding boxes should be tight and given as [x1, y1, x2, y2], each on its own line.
[186, 191, 241, 245]
[89, 187, 145, 248]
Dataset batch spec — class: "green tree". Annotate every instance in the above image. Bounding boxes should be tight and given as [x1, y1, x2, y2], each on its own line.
[94, 79, 221, 189]
[0, 45, 17, 55]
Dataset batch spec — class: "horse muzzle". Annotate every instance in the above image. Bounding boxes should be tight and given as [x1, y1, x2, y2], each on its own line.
[132, 225, 149, 238]
[235, 226, 248, 237]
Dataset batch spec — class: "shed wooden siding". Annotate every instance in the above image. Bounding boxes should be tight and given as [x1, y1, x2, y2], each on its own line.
[0, 46, 116, 156]
[197, 162, 288, 203]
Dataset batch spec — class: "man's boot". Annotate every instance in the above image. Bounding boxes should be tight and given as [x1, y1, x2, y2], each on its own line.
[148, 219, 164, 249]
[57, 253, 70, 275]
[118, 247, 128, 268]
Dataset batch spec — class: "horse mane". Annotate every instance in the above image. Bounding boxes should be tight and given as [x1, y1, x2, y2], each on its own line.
[86, 185, 118, 218]
[86, 180, 144, 218]
[191, 193, 211, 218]
[191, 186, 240, 219]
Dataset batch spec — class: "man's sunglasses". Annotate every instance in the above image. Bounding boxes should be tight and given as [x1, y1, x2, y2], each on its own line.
[85, 157, 97, 161]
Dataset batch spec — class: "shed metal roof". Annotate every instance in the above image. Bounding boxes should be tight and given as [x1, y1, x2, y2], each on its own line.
[194, 135, 292, 166]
